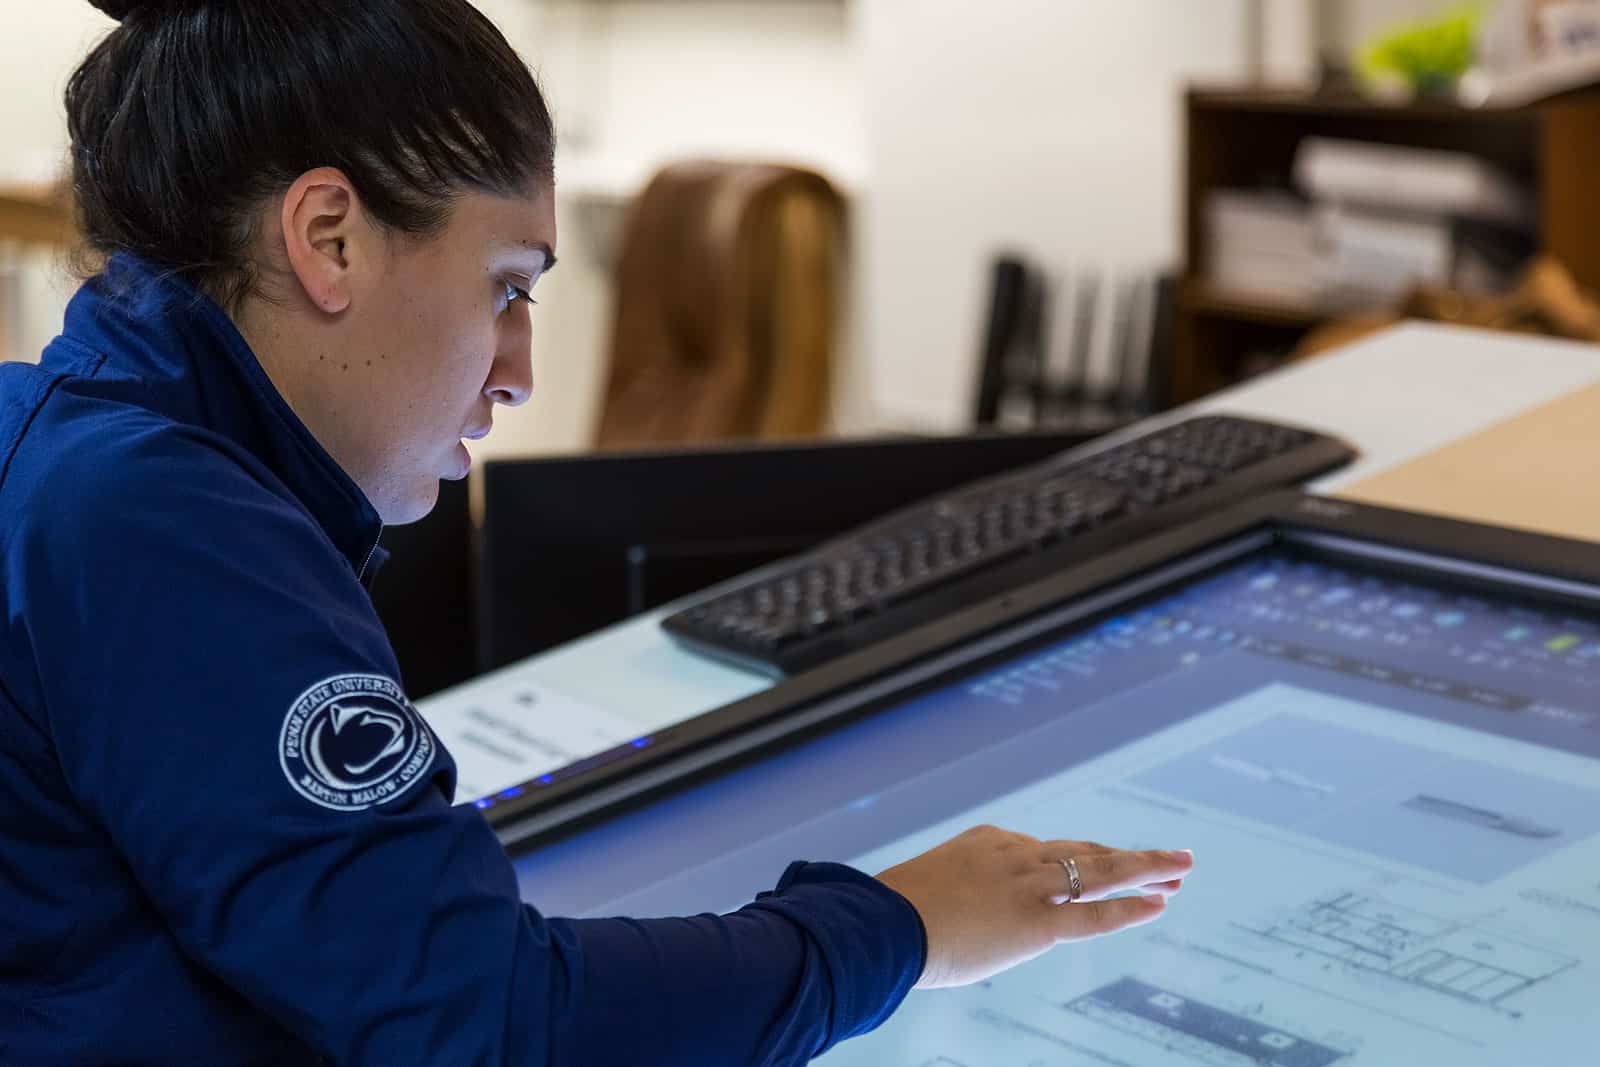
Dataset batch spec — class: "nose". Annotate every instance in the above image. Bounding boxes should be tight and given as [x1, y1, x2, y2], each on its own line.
[485, 316, 533, 408]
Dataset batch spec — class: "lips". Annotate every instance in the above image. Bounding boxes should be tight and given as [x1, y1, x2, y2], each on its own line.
[461, 425, 492, 441]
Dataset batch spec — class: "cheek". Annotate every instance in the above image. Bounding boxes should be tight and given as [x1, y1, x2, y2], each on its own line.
[413, 293, 488, 370]
[431, 314, 501, 412]
[376, 274, 497, 399]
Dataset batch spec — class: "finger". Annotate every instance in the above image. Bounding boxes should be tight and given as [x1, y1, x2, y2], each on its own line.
[1048, 894, 1167, 942]
[1029, 866, 1082, 905]
[1044, 848, 1193, 901]
[1030, 870, 1185, 905]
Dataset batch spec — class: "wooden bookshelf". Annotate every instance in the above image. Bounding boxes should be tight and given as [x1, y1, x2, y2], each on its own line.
[0, 183, 73, 247]
[0, 184, 72, 363]
[1174, 86, 1600, 404]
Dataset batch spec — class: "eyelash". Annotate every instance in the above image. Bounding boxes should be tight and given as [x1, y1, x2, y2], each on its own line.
[502, 281, 535, 310]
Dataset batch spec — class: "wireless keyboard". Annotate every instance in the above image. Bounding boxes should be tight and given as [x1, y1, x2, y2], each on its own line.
[661, 414, 1356, 675]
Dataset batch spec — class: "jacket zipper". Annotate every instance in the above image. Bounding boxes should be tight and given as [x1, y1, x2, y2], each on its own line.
[357, 525, 384, 583]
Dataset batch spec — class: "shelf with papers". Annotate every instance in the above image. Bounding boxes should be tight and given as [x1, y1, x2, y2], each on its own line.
[1174, 85, 1600, 406]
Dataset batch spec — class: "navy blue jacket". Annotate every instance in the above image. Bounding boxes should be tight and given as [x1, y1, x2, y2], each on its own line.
[0, 255, 924, 1065]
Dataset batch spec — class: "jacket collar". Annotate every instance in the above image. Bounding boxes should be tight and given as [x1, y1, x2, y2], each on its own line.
[56, 254, 387, 581]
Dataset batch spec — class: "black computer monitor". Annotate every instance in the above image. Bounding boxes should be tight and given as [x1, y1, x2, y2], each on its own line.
[476, 428, 1109, 672]
[495, 492, 1600, 1066]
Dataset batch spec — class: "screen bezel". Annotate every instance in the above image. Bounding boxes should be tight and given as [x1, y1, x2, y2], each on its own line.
[487, 492, 1600, 850]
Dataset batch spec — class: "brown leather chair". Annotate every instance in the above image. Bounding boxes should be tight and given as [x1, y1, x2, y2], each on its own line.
[593, 161, 846, 449]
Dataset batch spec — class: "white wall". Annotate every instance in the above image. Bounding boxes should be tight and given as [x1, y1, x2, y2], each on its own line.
[0, 3, 114, 178]
[534, 0, 864, 193]
[855, 0, 1252, 430]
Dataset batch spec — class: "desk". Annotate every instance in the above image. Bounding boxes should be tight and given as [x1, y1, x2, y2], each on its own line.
[417, 322, 1600, 758]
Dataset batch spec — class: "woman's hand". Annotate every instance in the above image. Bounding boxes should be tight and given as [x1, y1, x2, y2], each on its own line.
[874, 824, 1193, 989]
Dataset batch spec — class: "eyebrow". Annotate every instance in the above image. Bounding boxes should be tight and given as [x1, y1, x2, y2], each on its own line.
[496, 239, 558, 275]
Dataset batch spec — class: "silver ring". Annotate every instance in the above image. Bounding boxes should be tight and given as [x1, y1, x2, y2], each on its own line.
[1059, 857, 1083, 902]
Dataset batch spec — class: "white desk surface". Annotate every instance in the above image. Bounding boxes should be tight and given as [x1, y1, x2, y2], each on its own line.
[417, 322, 1600, 774]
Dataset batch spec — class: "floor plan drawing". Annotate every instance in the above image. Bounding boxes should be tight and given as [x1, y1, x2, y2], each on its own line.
[1233, 890, 1579, 1015]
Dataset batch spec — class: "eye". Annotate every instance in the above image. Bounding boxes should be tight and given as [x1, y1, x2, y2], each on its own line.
[500, 280, 535, 312]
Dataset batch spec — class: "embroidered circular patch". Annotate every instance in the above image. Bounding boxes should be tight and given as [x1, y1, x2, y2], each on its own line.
[278, 673, 435, 811]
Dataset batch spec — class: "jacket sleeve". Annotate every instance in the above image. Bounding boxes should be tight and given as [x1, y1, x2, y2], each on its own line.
[25, 431, 925, 1066]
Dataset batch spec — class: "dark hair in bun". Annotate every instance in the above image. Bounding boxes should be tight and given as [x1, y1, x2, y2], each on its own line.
[67, 0, 555, 309]
[86, 0, 166, 22]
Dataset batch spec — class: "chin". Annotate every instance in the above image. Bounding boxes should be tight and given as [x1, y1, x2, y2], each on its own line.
[379, 478, 442, 526]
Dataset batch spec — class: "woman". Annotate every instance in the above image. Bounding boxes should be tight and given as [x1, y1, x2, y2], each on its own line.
[0, 1, 1194, 1063]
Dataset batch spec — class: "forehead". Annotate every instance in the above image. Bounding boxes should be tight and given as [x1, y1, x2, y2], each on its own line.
[452, 185, 557, 262]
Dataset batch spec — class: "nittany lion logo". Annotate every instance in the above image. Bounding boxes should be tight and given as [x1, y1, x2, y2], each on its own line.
[279, 674, 435, 811]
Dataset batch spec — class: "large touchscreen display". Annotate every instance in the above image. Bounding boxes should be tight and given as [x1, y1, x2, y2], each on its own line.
[517, 547, 1600, 1066]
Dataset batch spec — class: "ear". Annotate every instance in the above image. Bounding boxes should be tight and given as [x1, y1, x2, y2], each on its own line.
[278, 167, 364, 315]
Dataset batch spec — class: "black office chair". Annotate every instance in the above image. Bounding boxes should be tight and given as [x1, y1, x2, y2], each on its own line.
[974, 254, 1178, 426]
[475, 429, 1113, 671]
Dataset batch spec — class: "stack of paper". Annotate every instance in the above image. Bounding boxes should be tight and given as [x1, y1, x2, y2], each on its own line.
[1204, 190, 1324, 303]
[1204, 138, 1534, 310]
[1294, 137, 1533, 228]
